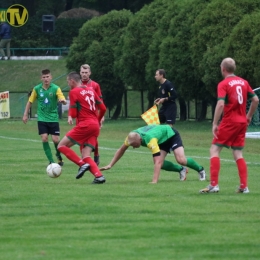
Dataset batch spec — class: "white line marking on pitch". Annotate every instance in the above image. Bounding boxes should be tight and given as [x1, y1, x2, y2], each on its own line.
[1, 135, 260, 165]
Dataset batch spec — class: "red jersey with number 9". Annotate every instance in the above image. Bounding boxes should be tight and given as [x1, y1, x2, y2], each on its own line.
[69, 86, 103, 127]
[217, 76, 255, 123]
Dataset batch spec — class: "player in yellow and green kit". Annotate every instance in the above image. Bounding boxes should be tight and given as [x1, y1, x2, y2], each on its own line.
[100, 124, 206, 183]
[23, 69, 67, 166]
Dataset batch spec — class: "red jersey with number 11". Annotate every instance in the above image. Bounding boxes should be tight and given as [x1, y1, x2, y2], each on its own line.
[217, 76, 256, 123]
[69, 86, 104, 127]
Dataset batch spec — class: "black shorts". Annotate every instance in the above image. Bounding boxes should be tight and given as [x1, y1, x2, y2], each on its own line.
[38, 121, 60, 136]
[159, 103, 177, 125]
[159, 128, 183, 153]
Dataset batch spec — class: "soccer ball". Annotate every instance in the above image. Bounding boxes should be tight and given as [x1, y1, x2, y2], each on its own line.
[46, 163, 62, 178]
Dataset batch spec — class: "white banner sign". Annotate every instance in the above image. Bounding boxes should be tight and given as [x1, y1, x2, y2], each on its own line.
[0, 91, 10, 119]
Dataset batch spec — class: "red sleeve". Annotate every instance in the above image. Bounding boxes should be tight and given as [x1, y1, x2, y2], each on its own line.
[69, 90, 78, 118]
[217, 81, 226, 99]
[95, 82, 102, 99]
[97, 102, 106, 121]
[94, 90, 106, 120]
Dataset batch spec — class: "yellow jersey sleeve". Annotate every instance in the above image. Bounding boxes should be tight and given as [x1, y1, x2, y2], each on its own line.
[124, 136, 130, 147]
[28, 89, 37, 103]
[56, 88, 66, 100]
[147, 138, 160, 154]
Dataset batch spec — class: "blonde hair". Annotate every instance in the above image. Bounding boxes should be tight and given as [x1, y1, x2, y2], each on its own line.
[221, 58, 236, 73]
[80, 64, 91, 70]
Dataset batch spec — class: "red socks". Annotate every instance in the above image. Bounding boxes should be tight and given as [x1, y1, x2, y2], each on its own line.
[210, 157, 247, 189]
[210, 157, 220, 186]
[236, 158, 247, 189]
[83, 157, 103, 178]
[58, 146, 84, 166]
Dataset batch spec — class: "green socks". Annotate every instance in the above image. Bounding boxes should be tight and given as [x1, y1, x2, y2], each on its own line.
[43, 142, 54, 163]
[162, 160, 183, 172]
[54, 142, 61, 158]
[186, 157, 203, 172]
[161, 158, 203, 173]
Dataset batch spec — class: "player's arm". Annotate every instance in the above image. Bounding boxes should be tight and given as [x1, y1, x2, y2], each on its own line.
[147, 138, 163, 184]
[68, 106, 77, 118]
[68, 92, 78, 118]
[96, 83, 102, 100]
[23, 89, 36, 124]
[56, 88, 67, 105]
[167, 82, 178, 101]
[95, 91, 106, 125]
[99, 143, 129, 171]
[212, 99, 225, 138]
[151, 155, 163, 184]
[68, 115, 73, 125]
[247, 95, 259, 124]
[22, 101, 32, 124]
[96, 101, 106, 122]
[154, 98, 160, 105]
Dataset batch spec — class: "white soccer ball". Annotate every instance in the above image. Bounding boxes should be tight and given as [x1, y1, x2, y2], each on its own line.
[46, 163, 62, 178]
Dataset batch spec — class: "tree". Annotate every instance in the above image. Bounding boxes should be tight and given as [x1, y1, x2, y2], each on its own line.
[251, 33, 260, 85]
[115, 0, 172, 110]
[72, 0, 153, 13]
[191, 0, 260, 95]
[226, 11, 260, 87]
[157, 0, 211, 120]
[145, 0, 180, 108]
[66, 9, 132, 119]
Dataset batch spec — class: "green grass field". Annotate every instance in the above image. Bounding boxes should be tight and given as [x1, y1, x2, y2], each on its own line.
[0, 59, 68, 92]
[0, 119, 260, 260]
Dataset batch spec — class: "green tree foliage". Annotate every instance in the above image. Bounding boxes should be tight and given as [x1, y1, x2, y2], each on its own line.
[185, 0, 260, 119]
[226, 11, 260, 87]
[145, 0, 180, 105]
[66, 10, 132, 118]
[155, 0, 211, 120]
[115, 0, 171, 109]
[191, 0, 260, 94]
[73, 0, 153, 13]
[11, 17, 88, 49]
[251, 34, 260, 85]
[158, 0, 210, 100]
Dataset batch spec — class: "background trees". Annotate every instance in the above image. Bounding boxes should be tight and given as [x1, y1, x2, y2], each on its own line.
[6, 0, 260, 120]
[66, 10, 132, 119]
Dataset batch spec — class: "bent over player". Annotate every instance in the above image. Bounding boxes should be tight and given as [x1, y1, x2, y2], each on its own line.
[58, 72, 106, 184]
[100, 124, 206, 183]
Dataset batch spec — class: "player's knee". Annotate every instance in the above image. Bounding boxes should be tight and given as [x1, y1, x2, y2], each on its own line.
[175, 156, 186, 165]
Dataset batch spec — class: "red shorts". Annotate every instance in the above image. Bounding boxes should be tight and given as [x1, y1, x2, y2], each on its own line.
[212, 121, 247, 149]
[66, 123, 100, 150]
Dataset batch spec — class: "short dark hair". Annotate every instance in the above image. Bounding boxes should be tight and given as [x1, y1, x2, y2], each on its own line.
[67, 71, 81, 82]
[157, 69, 166, 78]
[42, 69, 50, 75]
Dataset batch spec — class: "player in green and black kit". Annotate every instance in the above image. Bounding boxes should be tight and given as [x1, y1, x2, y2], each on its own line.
[23, 69, 67, 166]
[100, 124, 206, 183]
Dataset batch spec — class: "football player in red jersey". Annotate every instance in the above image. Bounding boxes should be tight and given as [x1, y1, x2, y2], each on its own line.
[80, 64, 104, 165]
[200, 58, 259, 194]
[58, 72, 106, 184]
